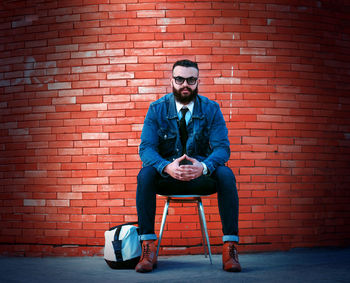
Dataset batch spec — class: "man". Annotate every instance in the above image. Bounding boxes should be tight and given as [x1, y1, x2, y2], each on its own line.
[136, 59, 241, 273]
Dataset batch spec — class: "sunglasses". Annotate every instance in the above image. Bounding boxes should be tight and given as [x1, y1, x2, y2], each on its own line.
[173, 76, 198, 85]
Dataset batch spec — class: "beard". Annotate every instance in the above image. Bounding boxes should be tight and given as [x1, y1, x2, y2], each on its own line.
[173, 86, 198, 104]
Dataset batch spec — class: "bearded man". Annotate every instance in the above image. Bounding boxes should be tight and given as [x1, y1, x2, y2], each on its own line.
[135, 59, 241, 273]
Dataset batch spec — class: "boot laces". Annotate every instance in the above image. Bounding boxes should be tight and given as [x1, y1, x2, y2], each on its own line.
[229, 245, 238, 261]
[141, 243, 151, 260]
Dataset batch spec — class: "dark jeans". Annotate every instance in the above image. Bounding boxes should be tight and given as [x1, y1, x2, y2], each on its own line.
[136, 165, 239, 241]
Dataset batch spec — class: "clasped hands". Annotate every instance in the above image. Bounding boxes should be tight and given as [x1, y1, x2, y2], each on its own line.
[164, 154, 203, 181]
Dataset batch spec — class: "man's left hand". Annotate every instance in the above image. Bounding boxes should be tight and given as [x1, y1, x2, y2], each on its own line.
[178, 155, 203, 181]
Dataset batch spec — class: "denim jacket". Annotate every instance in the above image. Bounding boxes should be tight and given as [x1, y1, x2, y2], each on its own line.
[139, 93, 230, 176]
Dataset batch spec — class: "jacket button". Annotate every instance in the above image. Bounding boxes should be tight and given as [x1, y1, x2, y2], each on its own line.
[164, 134, 167, 139]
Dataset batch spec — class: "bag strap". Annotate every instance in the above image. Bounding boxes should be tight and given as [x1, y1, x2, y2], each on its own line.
[109, 221, 138, 231]
[111, 222, 138, 262]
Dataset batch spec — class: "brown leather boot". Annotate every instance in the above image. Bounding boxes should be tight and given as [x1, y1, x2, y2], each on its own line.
[135, 240, 157, 273]
[222, 241, 242, 272]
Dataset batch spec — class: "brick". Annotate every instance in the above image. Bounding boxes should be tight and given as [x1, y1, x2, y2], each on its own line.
[80, 103, 107, 111]
[82, 177, 108, 185]
[48, 82, 71, 90]
[81, 133, 109, 140]
[57, 193, 82, 200]
[46, 200, 70, 207]
[137, 10, 165, 18]
[96, 199, 124, 206]
[107, 72, 134, 79]
[23, 199, 46, 206]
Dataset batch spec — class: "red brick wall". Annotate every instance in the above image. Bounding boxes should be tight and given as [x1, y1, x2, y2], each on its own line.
[1, 0, 349, 256]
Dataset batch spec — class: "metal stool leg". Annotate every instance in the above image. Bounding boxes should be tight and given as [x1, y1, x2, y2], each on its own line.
[198, 199, 213, 264]
[197, 200, 208, 258]
[156, 198, 170, 256]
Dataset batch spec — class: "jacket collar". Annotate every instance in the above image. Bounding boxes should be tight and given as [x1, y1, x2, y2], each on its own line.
[167, 93, 204, 120]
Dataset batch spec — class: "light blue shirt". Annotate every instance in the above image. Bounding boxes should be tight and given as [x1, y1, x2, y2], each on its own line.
[175, 100, 194, 125]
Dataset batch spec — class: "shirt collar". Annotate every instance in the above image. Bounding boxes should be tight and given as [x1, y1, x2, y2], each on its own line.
[175, 100, 194, 115]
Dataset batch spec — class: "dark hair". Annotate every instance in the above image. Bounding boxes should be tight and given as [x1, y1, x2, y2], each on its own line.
[172, 59, 199, 72]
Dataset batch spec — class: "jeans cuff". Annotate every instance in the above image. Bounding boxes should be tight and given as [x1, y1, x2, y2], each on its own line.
[139, 234, 157, 241]
[223, 235, 239, 243]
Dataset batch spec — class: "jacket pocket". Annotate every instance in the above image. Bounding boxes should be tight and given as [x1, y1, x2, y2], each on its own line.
[157, 129, 177, 159]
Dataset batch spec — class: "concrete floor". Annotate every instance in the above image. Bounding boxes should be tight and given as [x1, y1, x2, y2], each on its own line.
[0, 247, 349, 282]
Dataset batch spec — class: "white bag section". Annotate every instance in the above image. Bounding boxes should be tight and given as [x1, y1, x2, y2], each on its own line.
[104, 225, 141, 262]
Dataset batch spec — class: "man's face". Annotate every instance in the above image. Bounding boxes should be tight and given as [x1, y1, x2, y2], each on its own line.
[171, 66, 200, 105]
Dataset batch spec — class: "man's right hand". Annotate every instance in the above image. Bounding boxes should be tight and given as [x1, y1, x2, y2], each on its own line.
[164, 155, 201, 181]
[164, 155, 185, 180]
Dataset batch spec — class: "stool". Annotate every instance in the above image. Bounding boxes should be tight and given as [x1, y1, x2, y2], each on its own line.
[156, 194, 213, 264]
